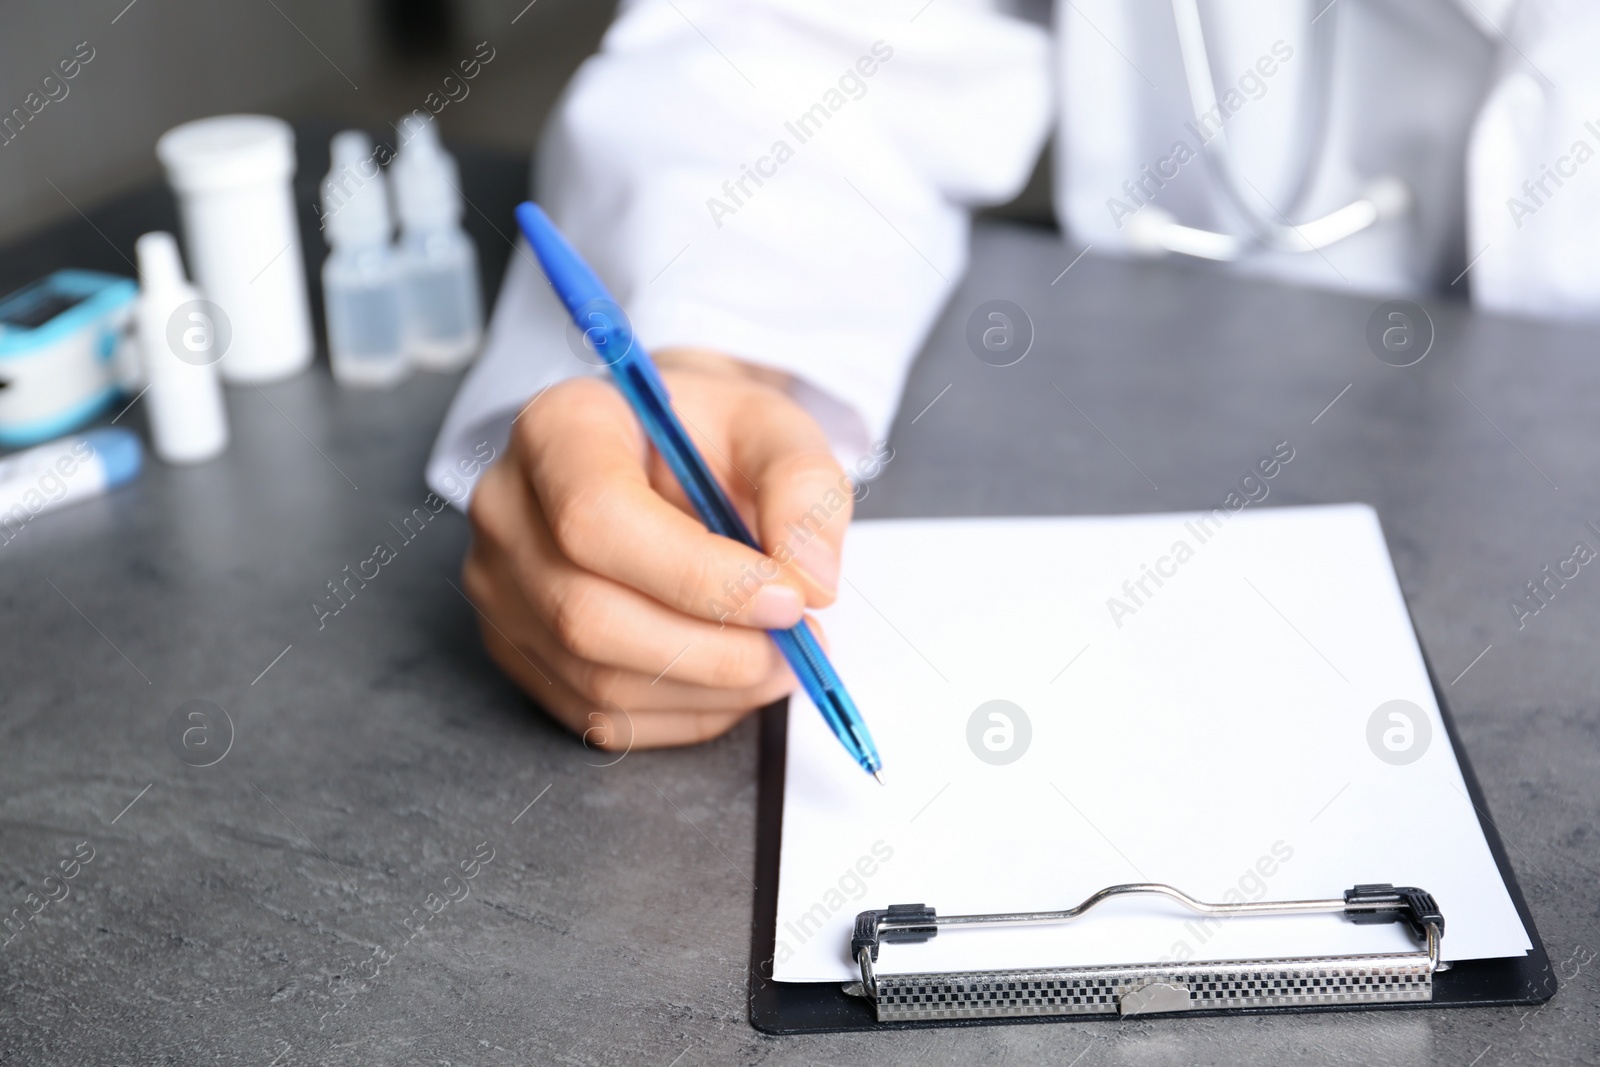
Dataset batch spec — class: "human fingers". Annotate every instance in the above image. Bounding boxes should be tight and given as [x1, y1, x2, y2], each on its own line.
[471, 439, 787, 688]
[727, 388, 853, 606]
[517, 378, 806, 629]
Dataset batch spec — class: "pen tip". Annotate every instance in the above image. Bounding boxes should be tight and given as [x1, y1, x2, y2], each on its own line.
[873, 770, 886, 787]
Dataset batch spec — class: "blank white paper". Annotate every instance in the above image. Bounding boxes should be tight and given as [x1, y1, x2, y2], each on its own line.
[772, 505, 1531, 983]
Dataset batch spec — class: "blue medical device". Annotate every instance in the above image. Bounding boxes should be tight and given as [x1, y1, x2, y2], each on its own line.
[0, 270, 137, 447]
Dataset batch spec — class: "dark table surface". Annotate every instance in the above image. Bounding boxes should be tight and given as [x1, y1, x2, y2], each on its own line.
[2, 134, 1597, 1066]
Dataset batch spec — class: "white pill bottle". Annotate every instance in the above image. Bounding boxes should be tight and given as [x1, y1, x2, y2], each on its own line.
[156, 115, 314, 384]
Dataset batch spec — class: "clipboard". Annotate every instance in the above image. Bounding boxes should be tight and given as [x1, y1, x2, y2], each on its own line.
[748, 633, 1555, 1032]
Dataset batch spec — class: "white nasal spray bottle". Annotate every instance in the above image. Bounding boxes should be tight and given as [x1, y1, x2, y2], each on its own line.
[135, 232, 229, 464]
[391, 119, 482, 371]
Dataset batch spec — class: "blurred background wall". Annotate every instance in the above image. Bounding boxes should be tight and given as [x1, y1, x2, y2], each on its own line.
[0, 0, 617, 246]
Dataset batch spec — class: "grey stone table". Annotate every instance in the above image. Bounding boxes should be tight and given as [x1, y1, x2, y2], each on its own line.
[3, 199, 1598, 1061]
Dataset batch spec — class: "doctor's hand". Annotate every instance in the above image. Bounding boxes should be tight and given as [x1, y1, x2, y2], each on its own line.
[463, 348, 852, 751]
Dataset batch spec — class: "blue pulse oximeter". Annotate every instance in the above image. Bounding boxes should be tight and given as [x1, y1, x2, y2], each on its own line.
[0, 270, 138, 447]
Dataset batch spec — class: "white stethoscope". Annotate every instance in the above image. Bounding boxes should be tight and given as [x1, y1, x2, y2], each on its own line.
[1128, 0, 1411, 261]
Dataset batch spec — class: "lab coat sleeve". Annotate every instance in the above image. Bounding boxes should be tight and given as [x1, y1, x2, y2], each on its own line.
[426, 0, 1052, 507]
[1465, 0, 1600, 321]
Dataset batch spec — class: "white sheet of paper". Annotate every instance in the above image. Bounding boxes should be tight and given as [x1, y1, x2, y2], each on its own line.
[772, 505, 1531, 983]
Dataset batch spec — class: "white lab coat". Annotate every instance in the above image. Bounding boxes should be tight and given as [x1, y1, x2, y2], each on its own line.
[427, 0, 1600, 504]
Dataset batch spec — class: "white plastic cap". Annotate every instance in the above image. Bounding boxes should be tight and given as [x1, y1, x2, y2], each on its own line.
[135, 231, 193, 298]
[391, 117, 462, 229]
[322, 130, 394, 247]
[157, 115, 295, 194]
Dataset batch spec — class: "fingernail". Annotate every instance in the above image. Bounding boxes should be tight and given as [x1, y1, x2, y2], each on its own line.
[789, 537, 839, 595]
[749, 583, 804, 628]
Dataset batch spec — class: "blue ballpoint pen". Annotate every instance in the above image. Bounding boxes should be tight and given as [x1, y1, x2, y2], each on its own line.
[514, 202, 885, 783]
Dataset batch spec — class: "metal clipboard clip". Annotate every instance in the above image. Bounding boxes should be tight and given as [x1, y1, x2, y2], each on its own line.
[846, 882, 1446, 1020]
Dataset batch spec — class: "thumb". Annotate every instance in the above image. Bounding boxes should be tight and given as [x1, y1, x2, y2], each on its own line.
[732, 393, 854, 606]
